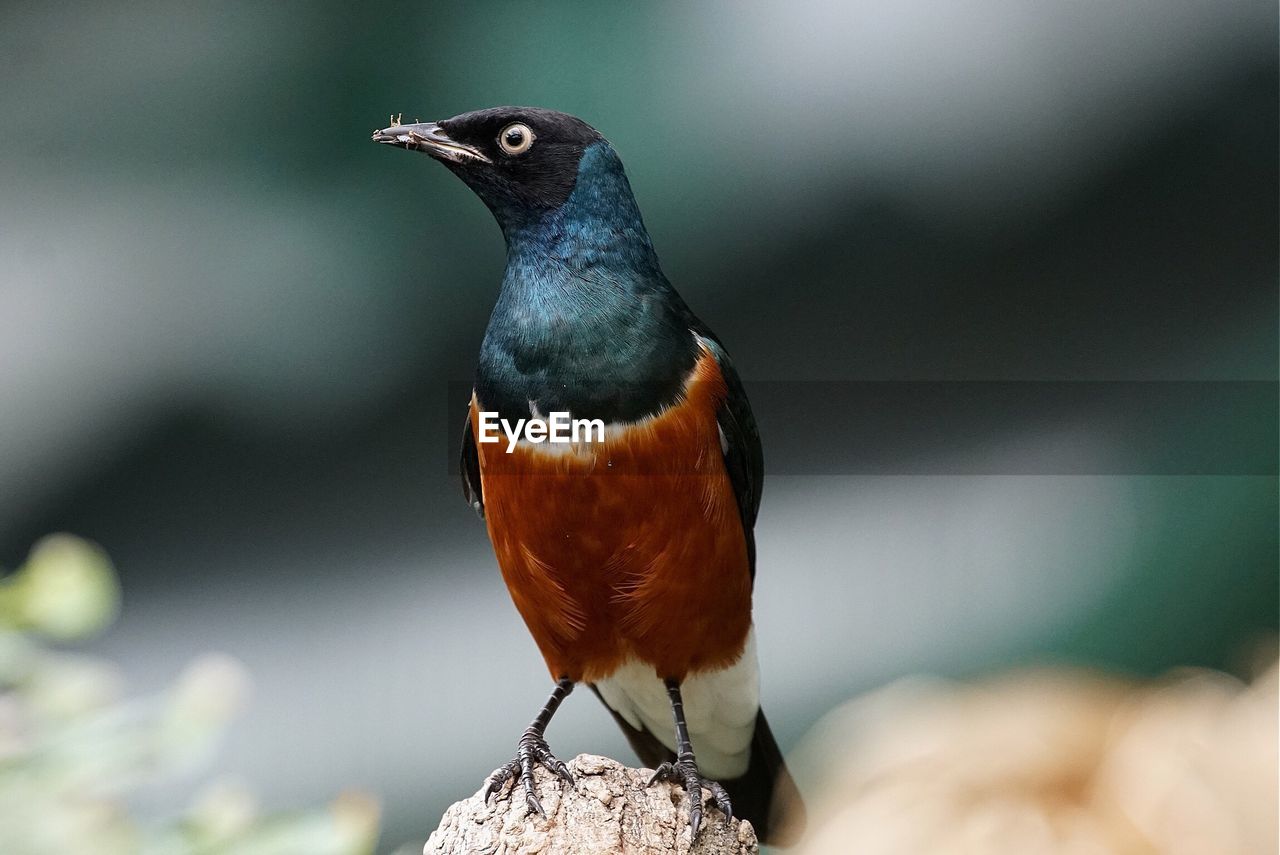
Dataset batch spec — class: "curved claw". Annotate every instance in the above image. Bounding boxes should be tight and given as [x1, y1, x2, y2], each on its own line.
[647, 758, 732, 839]
[706, 780, 734, 822]
[483, 759, 520, 804]
[481, 731, 571, 818]
[544, 753, 574, 785]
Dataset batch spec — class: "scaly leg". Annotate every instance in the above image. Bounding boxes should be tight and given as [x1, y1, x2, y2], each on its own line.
[483, 677, 575, 817]
[647, 678, 733, 838]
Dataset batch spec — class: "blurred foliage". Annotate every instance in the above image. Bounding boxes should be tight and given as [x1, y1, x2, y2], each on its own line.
[0, 535, 380, 855]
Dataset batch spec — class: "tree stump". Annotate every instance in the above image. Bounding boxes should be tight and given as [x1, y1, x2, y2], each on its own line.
[424, 754, 759, 855]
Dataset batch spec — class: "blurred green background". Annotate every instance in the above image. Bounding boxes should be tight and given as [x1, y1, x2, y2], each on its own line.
[1, 0, 1275, 850]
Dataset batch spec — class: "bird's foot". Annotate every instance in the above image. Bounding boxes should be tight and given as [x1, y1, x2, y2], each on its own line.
[647, 755, 733, 839]
[482, 727, 573, 818]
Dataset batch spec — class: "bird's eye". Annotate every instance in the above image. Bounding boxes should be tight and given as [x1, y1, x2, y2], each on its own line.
[498, 123, 535, 156]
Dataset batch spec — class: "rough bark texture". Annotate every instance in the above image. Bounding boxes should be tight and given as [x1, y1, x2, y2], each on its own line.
[424, 754, 760, 855]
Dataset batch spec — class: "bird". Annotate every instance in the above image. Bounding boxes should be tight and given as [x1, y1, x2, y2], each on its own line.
[373, 107, 803, 845]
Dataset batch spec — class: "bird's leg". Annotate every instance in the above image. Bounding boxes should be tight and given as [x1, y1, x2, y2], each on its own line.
[647, 678, 733, 838]
[482, 677, 575, 817]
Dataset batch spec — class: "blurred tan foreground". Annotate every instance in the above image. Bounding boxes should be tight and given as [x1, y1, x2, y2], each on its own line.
[795, 657, 1277, 855]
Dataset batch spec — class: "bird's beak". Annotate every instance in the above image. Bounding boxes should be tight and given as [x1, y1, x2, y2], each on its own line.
[371, 118, 491, 165]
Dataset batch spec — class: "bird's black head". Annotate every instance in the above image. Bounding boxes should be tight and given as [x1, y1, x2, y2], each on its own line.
[373, 107, 606, 217]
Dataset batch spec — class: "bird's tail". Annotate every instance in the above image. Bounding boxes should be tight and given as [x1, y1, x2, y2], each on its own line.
[593, 687, 806, 846]
[722, 710, 806, 846]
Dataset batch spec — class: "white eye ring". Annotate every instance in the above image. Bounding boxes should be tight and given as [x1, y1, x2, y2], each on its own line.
[498, 123, 535, 156]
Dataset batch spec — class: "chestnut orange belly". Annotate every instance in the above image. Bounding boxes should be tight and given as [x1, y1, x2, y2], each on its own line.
[471, 348, 752, 683]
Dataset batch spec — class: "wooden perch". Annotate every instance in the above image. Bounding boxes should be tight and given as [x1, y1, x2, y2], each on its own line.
[424, 754, 760, 854]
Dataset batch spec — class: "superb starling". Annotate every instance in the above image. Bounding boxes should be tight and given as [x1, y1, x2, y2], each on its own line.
[373, 108, 803, 844]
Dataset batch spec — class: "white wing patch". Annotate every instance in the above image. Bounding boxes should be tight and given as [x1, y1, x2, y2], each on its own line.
[594, 630, 760, 779]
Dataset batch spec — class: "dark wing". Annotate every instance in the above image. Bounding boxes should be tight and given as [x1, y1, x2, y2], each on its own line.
[460, 408, 484, 518]
[695, 333, 764, 581]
